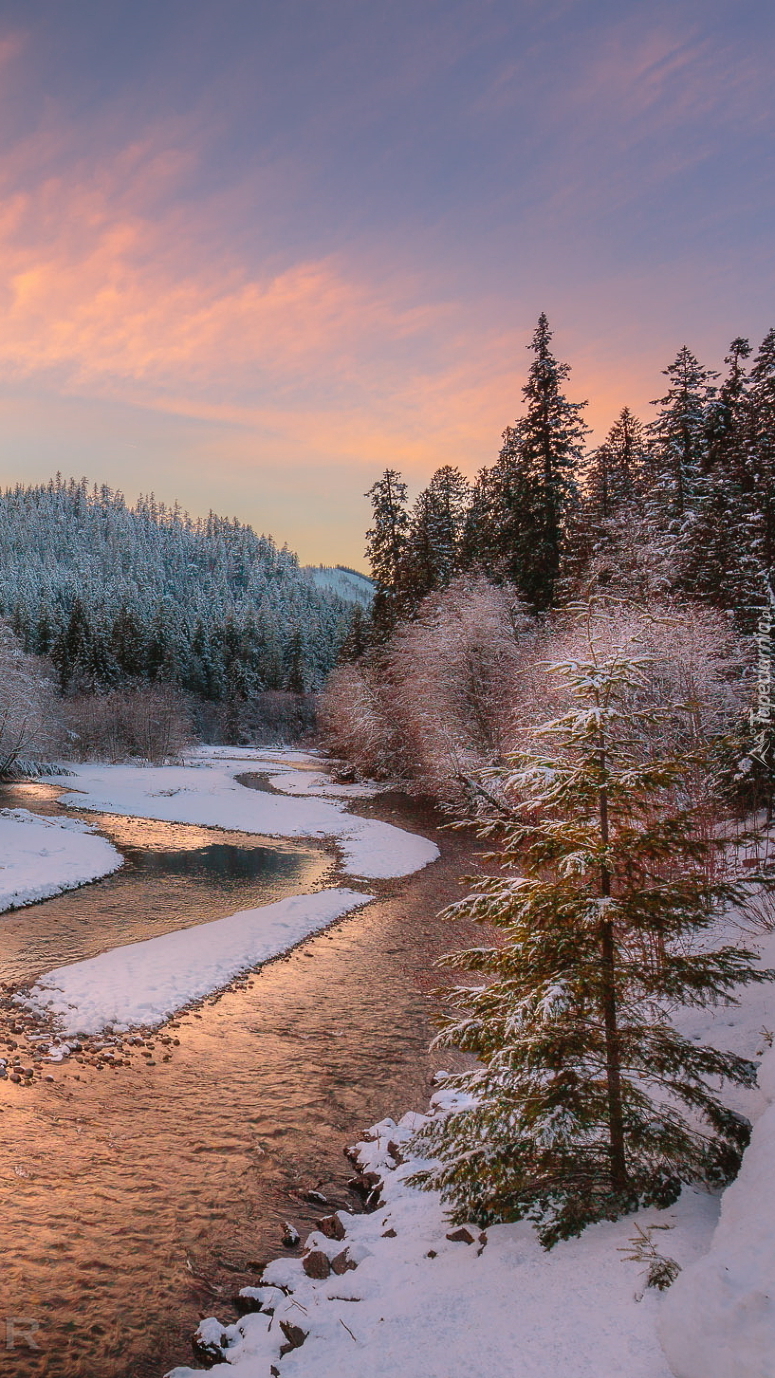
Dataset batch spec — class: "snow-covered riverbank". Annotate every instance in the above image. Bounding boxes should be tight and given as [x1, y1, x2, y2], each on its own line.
[0, 807, 123, 910]
[44, 747, 439, 881]
[22, 888, 372, 1034]
[9, 747, 437, 1035]
[162, 923, 775, 1378]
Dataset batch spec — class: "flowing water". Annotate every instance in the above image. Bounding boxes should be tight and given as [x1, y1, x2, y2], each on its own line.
[0, 779, 477, 1377]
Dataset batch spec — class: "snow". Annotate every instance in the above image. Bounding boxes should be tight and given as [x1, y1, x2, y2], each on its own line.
[160, 921, 775, 1378]
[163, 1095, 715, 1378]
[22, 888, 372, 1035]
[303, 566, 374, 608]
[42, 748, 437, 880]
[658, 934, 775, 1378]
[0, 807, 122, 911]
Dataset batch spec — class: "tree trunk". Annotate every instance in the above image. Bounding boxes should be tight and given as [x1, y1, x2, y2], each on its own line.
[598, 760, 628, 1191]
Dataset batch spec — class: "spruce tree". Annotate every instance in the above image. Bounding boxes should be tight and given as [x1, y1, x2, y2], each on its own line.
[646, 346, 717, 521]
[681, 338, 756, 613]
[464, 314, 586, 609]
[746, 328, 775, 587]
[412, 618, 771, 1247]
[364, 469, 410, 639]
[585, 408, 647, 523]
[401, 465, 471, 607]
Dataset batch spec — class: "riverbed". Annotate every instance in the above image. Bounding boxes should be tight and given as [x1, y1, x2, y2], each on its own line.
[0, 773, 478, 1377]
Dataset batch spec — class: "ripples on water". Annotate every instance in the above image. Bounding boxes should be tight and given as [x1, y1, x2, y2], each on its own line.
[0, 780, 474, 1377]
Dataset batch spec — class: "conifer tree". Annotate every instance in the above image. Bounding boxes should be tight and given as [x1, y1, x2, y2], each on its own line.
[646, 346, 717, 521]
[401, 465, 471, 607]
[412, 615, 771, 1247]
[746, 328, 775, 586]
[681, 338, 755, 612]
[364, 469, 410, 638]
[585, 408, 647, 522]
[464, 315, 586, 609]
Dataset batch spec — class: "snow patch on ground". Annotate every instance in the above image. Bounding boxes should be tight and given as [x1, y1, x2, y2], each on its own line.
[43, 749, 436, 880]
[164, 1093, 716, 1378]
[658, 934, 775, 1378]
[0, 808, 123, 912]
[22, 888, 372, 1035]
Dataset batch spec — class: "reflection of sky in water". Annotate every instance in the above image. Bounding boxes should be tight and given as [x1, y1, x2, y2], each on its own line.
[0, 782, 332, 986]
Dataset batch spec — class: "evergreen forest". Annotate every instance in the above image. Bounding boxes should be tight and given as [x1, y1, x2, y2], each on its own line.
[0, 477, 358, 702]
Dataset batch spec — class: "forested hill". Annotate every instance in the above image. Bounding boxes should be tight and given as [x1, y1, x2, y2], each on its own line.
[0, 477, 356, 698]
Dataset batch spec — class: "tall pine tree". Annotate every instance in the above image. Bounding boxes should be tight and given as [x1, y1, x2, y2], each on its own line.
[585, 407, 647, 523]
[465, 314, 586, 609]
[680, 338, 756, 612]
[401, 465, 471, 607]
[646, 346, 717, 522]
[364, 469, 410, 639]
[746, 328, 775, 588]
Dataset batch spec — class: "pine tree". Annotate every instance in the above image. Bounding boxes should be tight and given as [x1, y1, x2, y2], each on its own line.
[364, 469, 410, 639]
[680, 338, 755, 613]
[585, 408, 647, 523]
[463, 315, 586, 609]
[338, 604, 370, 662]
[412, 616, 771, 1247]
[401, 466, 471, 607]
[746, 328, 775, 587]
[284, 627, 306, 694]
[51, 598, 91, 692]
[647, 346, 717, 521]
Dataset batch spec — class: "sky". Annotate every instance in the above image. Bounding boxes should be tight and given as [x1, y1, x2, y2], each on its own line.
[0, 0, 771, 566]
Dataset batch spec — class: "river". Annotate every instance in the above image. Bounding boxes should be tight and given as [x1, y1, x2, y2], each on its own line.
[0, 777, 478, 1377]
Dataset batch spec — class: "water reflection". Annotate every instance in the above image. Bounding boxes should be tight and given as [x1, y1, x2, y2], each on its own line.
[0, 785, 333, 987]
[0, 780, 475, 1378]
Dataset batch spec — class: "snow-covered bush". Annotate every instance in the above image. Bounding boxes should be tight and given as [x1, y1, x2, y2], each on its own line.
[0, 622, 64, 774]
[63, 684, 194, 763]
[321, 583, 752, 805]
[321, 577, 537, 796]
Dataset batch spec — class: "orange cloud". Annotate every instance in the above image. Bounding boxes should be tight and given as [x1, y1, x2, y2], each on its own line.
[0, 120, 694, 511]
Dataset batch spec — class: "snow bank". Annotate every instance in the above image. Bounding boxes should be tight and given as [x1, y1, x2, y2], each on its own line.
[0, 808, 122, 911]
[165, 1092, 717, 1378]
[23, 888, 372, 1035]
[44, 751, 437, 880]
[155, 915, 775, 1378]
[658, 1044, 775, 1378]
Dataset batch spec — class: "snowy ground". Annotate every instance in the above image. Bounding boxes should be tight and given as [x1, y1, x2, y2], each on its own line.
[0, 807, 122, 911]
[163, 924, 775, 1378]
[22, 888, 371, 1035]
[43, 747, 438, 880]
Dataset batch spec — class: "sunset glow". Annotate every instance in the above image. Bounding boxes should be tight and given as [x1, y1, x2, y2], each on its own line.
[0, 1, 771, 562]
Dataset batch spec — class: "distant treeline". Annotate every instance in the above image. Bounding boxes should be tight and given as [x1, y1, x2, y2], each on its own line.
[362, 315, 775, 638]
[0, 477, 356, 699]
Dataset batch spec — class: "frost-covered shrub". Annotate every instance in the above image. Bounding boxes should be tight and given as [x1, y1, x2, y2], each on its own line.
[0, 622, 64, 774]
[63, 685, 194, 763]
[321, 583, 752, 805]
[320, 577, 536, 797]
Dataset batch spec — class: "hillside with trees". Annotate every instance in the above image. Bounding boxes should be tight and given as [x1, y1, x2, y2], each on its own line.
[0, 477, 358, 704]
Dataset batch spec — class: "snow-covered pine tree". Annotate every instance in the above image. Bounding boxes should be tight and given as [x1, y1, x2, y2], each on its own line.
[412, 613, 771, 1247]
[401, 465, 471, 608]
[646, 346, 717, 524]
[680, 338, 757, 616]
[364, 469, 411, 639]
[585, 407, 647, 523]
[746, 328, 775, 588]
[464, 314, 586, 610]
